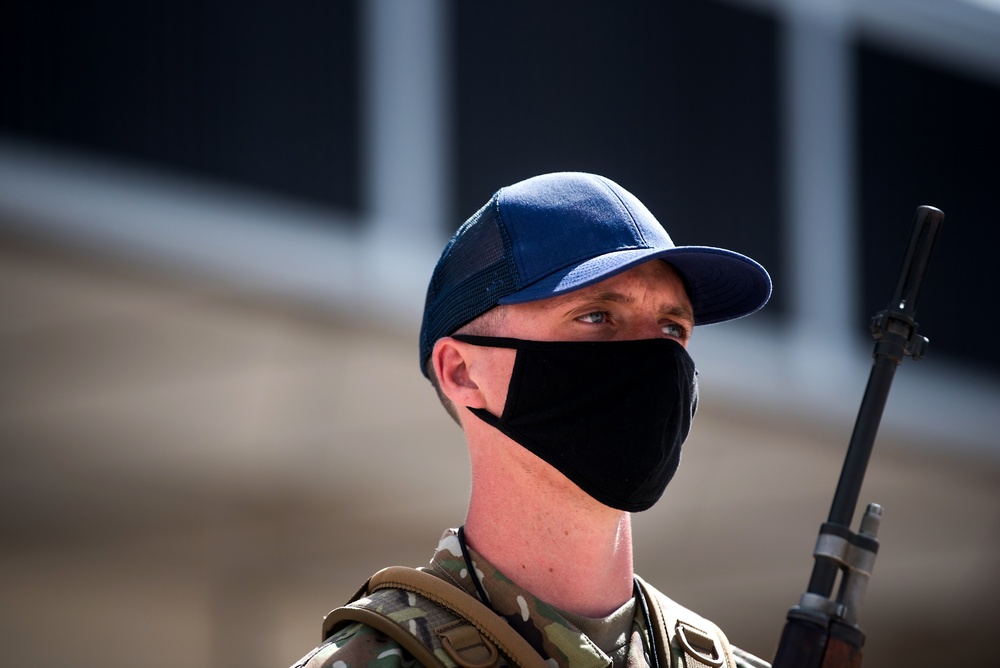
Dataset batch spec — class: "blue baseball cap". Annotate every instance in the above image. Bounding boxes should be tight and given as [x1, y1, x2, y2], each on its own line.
[419, 172, 771, 375]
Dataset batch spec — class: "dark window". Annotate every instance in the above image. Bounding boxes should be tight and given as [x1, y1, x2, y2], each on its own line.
[0, 0, 361, 216]
[451, 0, 784, 315]
[857, 41, 1000, 374]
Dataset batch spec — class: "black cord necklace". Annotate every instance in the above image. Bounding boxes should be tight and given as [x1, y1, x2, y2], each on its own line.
[456, 525, 498, 614]
[634, 577, 662, 668]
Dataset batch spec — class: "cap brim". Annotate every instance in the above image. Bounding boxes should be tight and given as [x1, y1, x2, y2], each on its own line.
[497, 245, 771, 325]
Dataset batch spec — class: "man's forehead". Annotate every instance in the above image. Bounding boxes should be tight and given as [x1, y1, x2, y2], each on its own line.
[524, 262, 693, 315]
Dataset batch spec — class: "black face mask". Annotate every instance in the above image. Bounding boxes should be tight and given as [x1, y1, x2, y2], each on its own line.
[452, 335, 698, 512]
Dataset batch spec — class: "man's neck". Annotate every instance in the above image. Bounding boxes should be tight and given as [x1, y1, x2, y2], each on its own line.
[463, 439, 636, 618]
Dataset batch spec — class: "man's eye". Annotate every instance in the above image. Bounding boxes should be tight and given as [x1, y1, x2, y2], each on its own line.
[577, 311, 608, 324]
[662, 322, 686, 338]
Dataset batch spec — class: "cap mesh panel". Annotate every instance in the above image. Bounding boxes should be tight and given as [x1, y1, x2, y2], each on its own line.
[419, 197, 521, 373]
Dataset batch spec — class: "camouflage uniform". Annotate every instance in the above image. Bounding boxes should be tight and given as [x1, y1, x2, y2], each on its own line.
[291, 529, 769, 668]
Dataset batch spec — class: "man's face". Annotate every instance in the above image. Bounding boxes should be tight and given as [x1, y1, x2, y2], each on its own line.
[468, 259, 694, 416]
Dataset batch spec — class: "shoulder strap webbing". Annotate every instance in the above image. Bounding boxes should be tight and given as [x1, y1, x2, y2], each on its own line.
[322, 566, 549, 668]
[635, 575, 736, 668]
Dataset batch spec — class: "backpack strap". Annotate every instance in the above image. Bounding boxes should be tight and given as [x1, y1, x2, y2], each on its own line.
[322, 566, 549, 668]
[323, 567, 738, 668]
[635, 575, 737, 668]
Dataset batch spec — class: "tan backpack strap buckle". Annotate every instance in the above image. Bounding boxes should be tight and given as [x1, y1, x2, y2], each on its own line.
[676, 620, 725, 668]
[436, 620, 500, 668]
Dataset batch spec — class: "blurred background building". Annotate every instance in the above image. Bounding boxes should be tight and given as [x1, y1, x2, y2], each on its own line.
[1, 1, 998, 666]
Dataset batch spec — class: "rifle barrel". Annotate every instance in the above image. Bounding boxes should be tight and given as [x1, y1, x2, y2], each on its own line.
[773, 206, 943, 668]
[808, 206, 943, 597]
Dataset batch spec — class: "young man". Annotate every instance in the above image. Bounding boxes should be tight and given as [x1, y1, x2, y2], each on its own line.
[292, 172, 773, 668]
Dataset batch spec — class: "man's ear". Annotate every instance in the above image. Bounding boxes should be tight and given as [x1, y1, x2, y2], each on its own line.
[432, 337, 488, 409]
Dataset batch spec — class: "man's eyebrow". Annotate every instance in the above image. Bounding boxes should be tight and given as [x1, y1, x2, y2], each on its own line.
[661, 302, 695, 323]
[556, 290, 695, 322]
[589, 291, 635, 305]
[548, 289, 633, 309]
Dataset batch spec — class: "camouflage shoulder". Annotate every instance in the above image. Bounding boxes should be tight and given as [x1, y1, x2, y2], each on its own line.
[290, 622, 422, 668]
[732, 646, 771, 668]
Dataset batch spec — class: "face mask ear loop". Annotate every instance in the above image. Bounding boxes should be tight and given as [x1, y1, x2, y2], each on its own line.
[457, 526, 497, 613]
[451, 334, 522, 349]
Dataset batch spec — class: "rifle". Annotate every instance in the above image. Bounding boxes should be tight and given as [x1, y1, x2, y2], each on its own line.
[770, 206, 944, 668]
